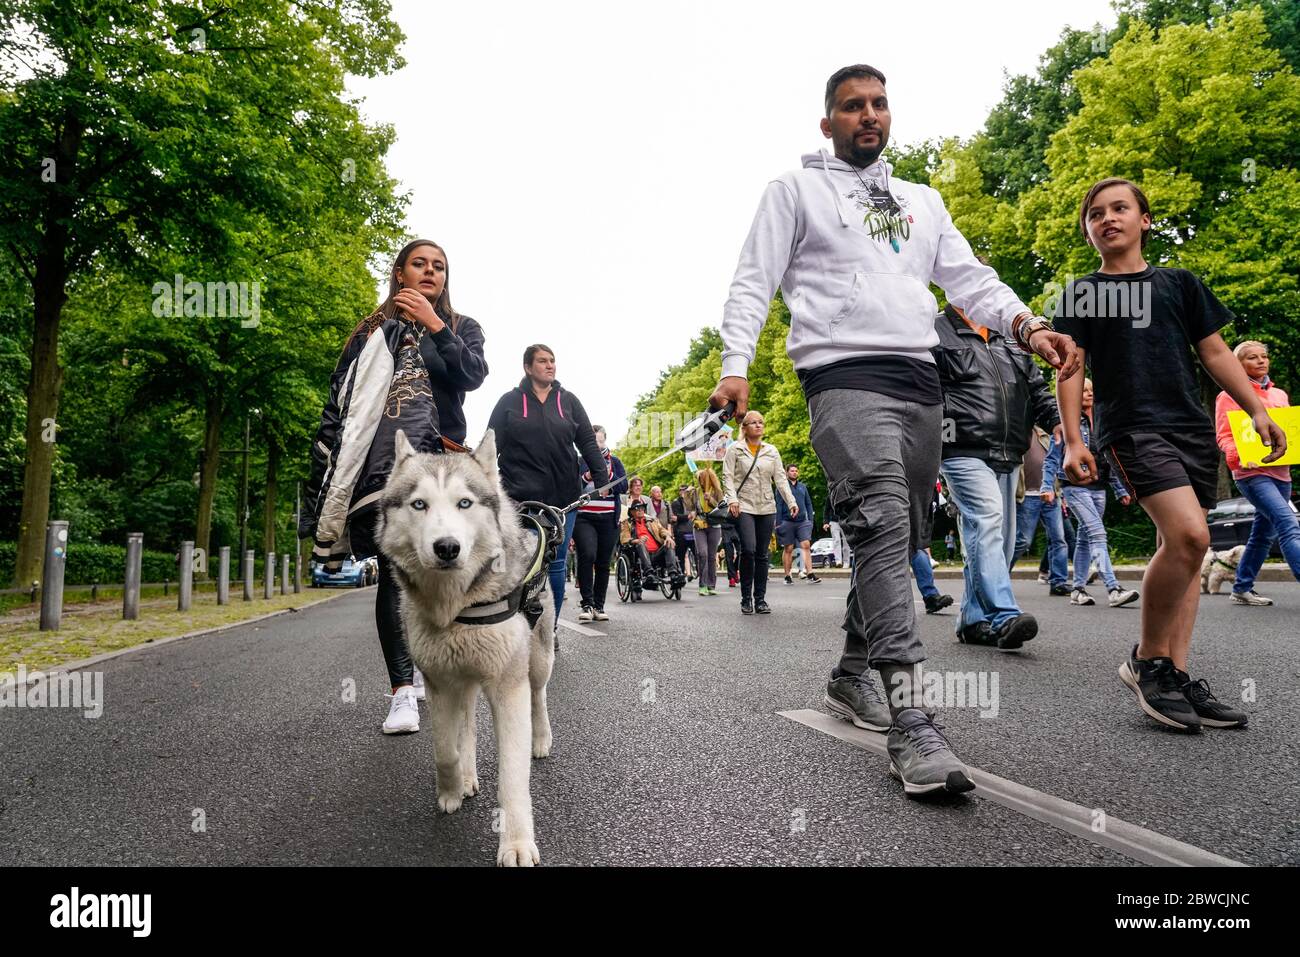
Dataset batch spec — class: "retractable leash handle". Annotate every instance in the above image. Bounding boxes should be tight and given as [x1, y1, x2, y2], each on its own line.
[675, 401, 736, 453]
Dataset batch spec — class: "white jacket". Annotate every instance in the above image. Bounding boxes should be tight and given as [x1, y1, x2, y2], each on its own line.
[723, 441, 797, 516]
[720, 151, 1031, 379]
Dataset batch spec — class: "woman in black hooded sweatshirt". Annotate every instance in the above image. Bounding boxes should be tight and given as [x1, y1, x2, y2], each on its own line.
[487, 344, 608, 630]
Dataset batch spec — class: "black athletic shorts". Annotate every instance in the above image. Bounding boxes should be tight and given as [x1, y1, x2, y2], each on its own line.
[1105, 431, 1219, 510]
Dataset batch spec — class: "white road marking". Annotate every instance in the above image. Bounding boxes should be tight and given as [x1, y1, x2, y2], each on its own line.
[558, 619, 605, 637]
[777, 708, 1244, 868]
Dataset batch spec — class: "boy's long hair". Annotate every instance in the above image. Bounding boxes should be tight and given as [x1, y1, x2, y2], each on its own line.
[1079, 178, 1152, 249]
[342, 239, 460, 357]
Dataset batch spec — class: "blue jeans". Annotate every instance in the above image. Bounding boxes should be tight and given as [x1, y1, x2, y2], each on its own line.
[911, 550, 939, 599]
[1062, 486, 1119, 591]
[1014, 493, 1069, 586]
[1233, 475, 1300, 591]
[940, 458, 1022, 633]
[547, 509, 578, 618]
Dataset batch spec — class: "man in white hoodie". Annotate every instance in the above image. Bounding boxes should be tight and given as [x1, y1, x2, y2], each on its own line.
[708, 64, 1080, 797]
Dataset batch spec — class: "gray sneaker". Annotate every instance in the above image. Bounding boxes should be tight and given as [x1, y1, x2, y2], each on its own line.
[887, 709, 976, 796]
[1230, 590, 1273, 606]
[824, 672, 891, 732]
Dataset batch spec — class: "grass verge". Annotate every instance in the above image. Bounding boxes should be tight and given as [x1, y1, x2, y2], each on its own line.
[0, 586, 361, 673]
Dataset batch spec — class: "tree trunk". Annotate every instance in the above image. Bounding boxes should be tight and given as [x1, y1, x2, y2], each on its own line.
[193, 394, 223, 580]
[263, 439, 280, 556]
[12, 116, 81, 587]
[13, 280, 66, 587]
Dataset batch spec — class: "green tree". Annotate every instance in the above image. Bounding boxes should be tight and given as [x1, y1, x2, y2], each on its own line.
[0, 0, 405, 584]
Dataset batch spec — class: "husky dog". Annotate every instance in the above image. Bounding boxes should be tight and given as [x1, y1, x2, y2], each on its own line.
[1200, 544, 1246, 594]
[377, 428, 555, 867]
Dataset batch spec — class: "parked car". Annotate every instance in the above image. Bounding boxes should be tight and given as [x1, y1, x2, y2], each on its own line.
[311, 557, 370, 588]
[1208, 496, 1298, 556]
[810, 537, 841, 569]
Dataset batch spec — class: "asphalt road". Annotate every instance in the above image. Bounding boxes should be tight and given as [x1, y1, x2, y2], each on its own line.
[3, 572, 1297, 866]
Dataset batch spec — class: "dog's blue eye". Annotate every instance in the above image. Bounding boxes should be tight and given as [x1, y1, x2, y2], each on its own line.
[458, 498, 473, 509]
[411, 499, 426, 510]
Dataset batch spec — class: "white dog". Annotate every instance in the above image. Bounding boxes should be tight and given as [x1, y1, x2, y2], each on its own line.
[1200, 544, 1246, 594]
[378, 429, 555, 867]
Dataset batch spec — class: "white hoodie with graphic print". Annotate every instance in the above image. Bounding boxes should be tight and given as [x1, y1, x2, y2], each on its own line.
[719, 150, 1031, 379]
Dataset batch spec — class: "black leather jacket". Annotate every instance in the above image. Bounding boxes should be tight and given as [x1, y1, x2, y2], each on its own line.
[932, 305, 1060, 470]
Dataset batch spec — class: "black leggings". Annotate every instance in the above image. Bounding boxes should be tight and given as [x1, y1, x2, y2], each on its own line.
[376, 552, 414, 689]
[736, 512, 775, 601]
[574, 514, 618, 610]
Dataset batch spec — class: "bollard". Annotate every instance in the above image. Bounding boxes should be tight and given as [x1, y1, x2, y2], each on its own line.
[124, 533, 143, 620]
[217, 546, 230, 605]
[30, 581, 38, 604]
[293, 542, 302, 593]
[280, 553, 289, 595]
[264, 551, 275, 599]
[178, 540, 193, 611]
[91, 581, 98, 602]
[39, 520, 69, 631]
[243, 550, 254, 601]
[164, 578, 169, 597]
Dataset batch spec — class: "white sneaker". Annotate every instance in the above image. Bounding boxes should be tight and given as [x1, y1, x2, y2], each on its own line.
[411, 667, 426, 701]
[1036, 573, 1049, 584]
[1231, 590, 1274, 606]
[382, 687, 420, 734]
[593, 607, 609, 621]
[1070, 588, 1095, 606]
[578, 604, 594, 622]
[1108, 587, 1139, 608]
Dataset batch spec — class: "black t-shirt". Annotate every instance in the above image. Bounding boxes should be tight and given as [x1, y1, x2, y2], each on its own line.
[1053, 266, 1231, 446]
[797, 355, 942, 406]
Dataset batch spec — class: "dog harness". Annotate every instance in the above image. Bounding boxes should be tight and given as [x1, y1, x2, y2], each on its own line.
[1212, 554, 1238, 571]
[454, 514, 553, 628]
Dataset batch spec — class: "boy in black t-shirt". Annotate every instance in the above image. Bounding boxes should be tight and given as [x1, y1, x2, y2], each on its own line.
[1053, 177, 1287, 733]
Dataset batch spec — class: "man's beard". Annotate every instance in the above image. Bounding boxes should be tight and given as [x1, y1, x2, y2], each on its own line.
[834, 130, 889, 168]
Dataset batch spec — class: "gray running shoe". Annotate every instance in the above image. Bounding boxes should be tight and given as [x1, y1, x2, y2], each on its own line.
[887, 709, 976, 796]
[824, 672, 891, 732]
[1108, 587, 1139, 608]
[1118, 646, 1200, 732]
[1230, 590, 1273, 606]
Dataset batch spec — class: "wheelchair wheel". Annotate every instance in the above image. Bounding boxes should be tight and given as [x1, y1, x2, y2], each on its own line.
[659, 575, 674, 601]
[616, 553, 632, 603]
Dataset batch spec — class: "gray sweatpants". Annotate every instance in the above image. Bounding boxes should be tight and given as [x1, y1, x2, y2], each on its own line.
[808, 389, 942, 672]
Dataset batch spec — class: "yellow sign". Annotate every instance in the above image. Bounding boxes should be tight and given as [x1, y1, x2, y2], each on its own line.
[1227, 407, 1300, 467]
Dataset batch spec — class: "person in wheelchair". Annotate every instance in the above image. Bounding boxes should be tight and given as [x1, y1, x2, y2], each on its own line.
[620, 499, 685, 588]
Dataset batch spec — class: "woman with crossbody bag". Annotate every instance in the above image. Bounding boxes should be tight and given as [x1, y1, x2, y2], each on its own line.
[722, 410, 799, 615]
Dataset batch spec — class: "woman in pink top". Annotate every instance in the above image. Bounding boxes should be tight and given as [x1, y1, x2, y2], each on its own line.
[1214, 340, 1300, 603]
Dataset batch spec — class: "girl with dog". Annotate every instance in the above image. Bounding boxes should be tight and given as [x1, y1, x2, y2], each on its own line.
[1214, 340, 1300, 604]
[301, 239, 488, 735]
[1054, 177, 1285, 733]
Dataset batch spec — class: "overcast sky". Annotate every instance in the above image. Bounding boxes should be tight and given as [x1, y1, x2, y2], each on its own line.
[346, 0, 1118, 445]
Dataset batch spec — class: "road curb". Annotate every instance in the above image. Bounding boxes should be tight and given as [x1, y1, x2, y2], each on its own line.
[809, 566, 1294, 582]
[0, 588, 362, 689]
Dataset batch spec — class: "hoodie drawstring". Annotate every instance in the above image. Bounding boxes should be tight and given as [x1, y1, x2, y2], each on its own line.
[820, 149, 851, 229]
